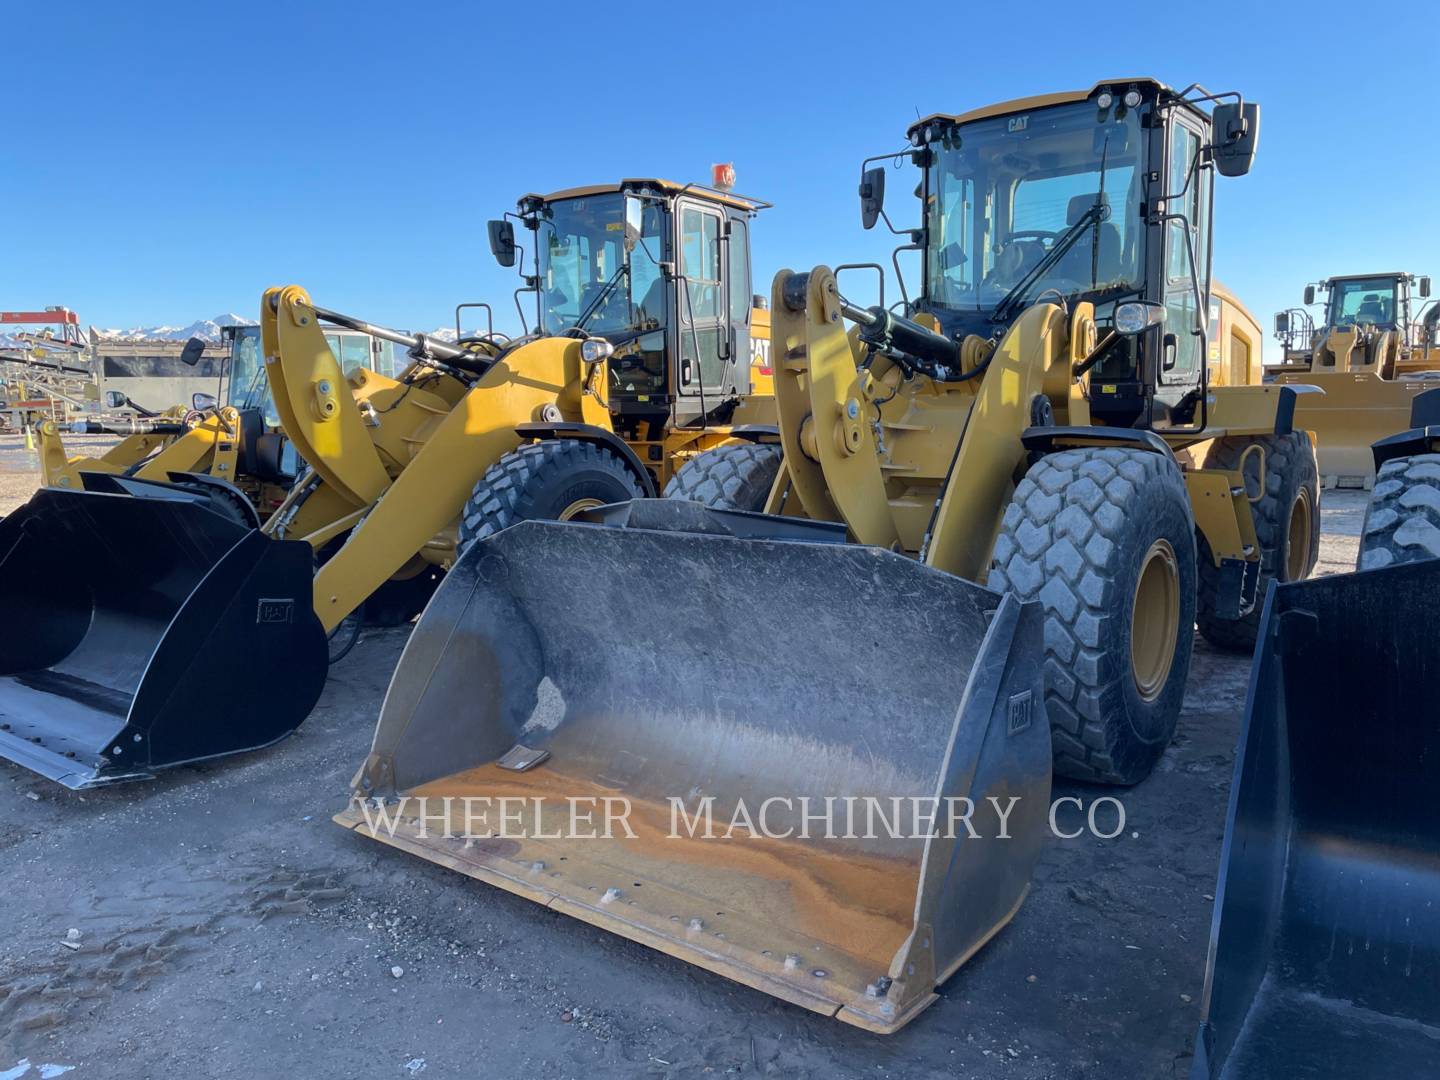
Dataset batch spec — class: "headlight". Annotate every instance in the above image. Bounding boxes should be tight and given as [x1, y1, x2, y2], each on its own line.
[1123, 89, 1142, 108]
[1115, 302, 1166, 335]
[1096, 91, 1114, 110]
[580, 338, 614, 364]
[909, 129, 924, 147]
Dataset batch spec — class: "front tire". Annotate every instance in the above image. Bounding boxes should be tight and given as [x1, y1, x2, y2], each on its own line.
[990, 447, 1197, 785]
[1358, 454, 1440, 569]
[663, 442, 782, 511]
[458, 440, 644, 559]
[1195, 432, 1320, 652]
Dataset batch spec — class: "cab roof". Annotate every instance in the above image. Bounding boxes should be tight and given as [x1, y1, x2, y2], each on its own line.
[524, 178, 768, 214]
[908, 78, 1204, 138]
[1325, 272, 1413, 284]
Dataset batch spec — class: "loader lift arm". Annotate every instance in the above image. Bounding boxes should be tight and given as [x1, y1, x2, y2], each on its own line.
[261, 286, 619, 633]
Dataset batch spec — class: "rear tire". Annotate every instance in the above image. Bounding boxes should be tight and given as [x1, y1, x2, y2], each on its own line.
[458, 440, 644, 558]
[1195, 432, 1319, 652]
[1358, 454, 1440, 569]
[990, 447, 1196, 785]
[663, 442, 782, 511]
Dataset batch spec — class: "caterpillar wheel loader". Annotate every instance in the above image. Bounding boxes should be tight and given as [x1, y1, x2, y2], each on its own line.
[37, 322, 410, 522]
[1270, 270, 1439, 488]
[0, 179, 776, 788]
[332, 79, 1309, 1034]
[1192, 394, 1440, 1078]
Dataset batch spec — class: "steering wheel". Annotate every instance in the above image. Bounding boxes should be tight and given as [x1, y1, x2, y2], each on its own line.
[1007, 229, 1060, 243]
[456, 334, 507, 358]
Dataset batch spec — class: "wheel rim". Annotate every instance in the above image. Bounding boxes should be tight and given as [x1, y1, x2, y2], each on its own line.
[1285, 488, 1314, 580]
[558, 497, 605, 521]
[1130, 539, 1180, 702]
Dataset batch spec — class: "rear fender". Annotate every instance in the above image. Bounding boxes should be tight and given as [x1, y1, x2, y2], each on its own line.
[514, 422, 657, 497]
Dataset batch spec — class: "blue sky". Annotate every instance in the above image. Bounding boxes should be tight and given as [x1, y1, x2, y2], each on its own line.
[4, 1, 1437, 359]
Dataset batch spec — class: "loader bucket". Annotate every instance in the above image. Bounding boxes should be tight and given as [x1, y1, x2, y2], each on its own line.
[335, 503, 1051, 1033]
[1192, 560, 1440, 1078]
[1278, 370, 1431, 487]
[0, 485, 326, 789]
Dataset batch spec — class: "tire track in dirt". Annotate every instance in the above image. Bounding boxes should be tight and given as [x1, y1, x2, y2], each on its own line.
[0, 865, 349, 1052]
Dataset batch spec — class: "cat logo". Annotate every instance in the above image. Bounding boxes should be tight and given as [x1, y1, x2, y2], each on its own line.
[1008, 115, 1028, 133]
[256, 598, 295, 625]
[1008, 690, 1033, 735]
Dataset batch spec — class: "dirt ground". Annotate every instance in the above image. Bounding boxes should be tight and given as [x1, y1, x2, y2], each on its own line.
[0, 434, 1371, 1080]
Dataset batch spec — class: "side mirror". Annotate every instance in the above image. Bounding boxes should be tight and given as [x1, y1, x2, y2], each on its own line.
[488, 220, 517, 268]
[179, 336, 207, 367]
[859, 167, 886, 230]
[1274, 312, 1290, 334]
[192, 392, 218, 411]
[103, 389, 127, 409]
[1420, 276, 1432, 299]
[1210, 102, 1260, 178]
[1304, 284, 1316, 306]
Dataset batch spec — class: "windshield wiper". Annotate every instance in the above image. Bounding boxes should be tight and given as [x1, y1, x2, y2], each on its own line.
[992, 201, 1107, 324]
[570, 263, 630, 336]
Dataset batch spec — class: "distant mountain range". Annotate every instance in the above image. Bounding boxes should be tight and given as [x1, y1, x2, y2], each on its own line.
[2, 314, 464, 354]
[89, 314, 259, 344]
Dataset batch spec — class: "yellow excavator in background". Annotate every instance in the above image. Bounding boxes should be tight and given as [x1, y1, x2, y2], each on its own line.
[0, 178, 778, 789]
[334, 79, 1317, 1034]
[1270, 270, 1439, 487]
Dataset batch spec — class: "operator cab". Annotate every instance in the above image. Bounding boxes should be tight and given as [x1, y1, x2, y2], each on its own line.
[489, 179, 768, 443]
[1309, 273, 1431, 334]
[860, 78, 1257, 431]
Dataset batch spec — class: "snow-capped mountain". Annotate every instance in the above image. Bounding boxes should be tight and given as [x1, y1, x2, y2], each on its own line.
[90, 313, 259, 344]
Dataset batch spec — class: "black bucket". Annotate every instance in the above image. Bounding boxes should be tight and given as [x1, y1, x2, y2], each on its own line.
[1193, 560, 1440, 1077]
[0, 485, 327, 788]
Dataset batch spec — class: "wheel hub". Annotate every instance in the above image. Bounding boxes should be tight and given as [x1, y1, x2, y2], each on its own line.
[1286, 488, 1314, 580]
[1131, 538, 1180, 702]
[558, 497, 605, 521]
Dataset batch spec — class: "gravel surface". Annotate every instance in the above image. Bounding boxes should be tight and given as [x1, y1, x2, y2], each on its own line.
[0, 434, 1372, 1079]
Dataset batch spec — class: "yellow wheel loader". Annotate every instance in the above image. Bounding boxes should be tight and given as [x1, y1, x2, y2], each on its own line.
[332, 80, 1309, 1034]
[0, 179, 776, 788]
[1270, 270, 1439, 488]
[37, 323, 409, 522]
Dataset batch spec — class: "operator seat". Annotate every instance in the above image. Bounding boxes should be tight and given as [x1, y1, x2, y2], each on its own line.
[1356, 295, 1387, 326]
[1057, 193, 1122, 286]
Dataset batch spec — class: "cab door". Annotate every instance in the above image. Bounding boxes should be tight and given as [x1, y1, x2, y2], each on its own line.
[674, 198, 731, 400]
[1158, 113, 1212, 393]
[727, 212, 753, 395]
